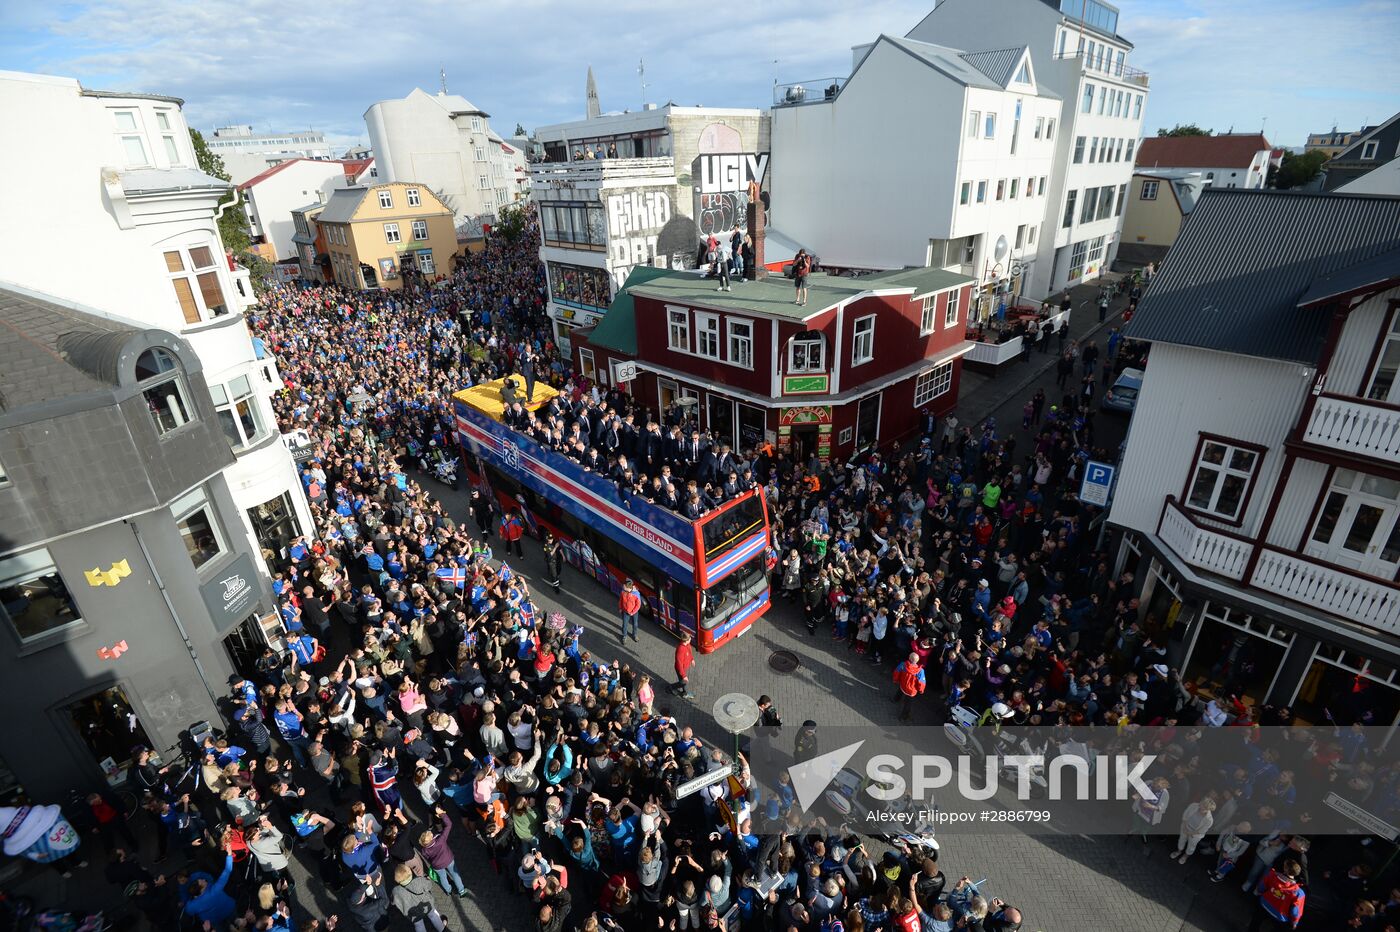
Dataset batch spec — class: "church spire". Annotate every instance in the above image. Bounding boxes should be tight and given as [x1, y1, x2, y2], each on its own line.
[586, 66, 601, 120]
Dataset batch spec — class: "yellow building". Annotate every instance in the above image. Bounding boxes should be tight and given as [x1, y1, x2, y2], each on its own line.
[1117, 170, 1207, 269]
[317, 182, 455, 290]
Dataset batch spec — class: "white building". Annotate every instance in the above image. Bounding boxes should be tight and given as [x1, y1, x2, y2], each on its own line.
[1135, 133, 1274, 190]
[530, 91, 771, 349]
[0, 71, 314, 581]
[208, 124, 333, 159]
[238, 158, 361, 261]
[1110, 188, 1400, 720]
[907, 0, 1149, 297]
[770, 37, 1062, 316]
[364, 89, 528, 233]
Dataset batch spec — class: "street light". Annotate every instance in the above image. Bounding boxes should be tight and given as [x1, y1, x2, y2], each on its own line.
[713, 692, 761, 763]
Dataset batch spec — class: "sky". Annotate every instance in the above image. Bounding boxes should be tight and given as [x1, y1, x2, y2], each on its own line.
[2, 0, 1397, 150]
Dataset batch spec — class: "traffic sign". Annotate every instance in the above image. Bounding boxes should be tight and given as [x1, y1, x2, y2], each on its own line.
[1079, 460, 1115, 507]
[676, 761, 741, 800]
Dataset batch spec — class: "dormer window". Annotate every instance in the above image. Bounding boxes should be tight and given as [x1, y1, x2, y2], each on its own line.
[136, 348, 195, 437]
[789, 332, 826, 373]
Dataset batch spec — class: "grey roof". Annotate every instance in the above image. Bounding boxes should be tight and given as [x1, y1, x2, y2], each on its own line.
[317, 187, 369, 225]
[0, 286, 138, 411]
[1332, 110, 1400, 162]
[81, 87, 184, 106]
[1125, 189, 1400, 364]
[958, 48, 1025, 87]
[1297, 246, 1400, 307]
[120, 168, 230, 195]
[881, 36, 1002, 91]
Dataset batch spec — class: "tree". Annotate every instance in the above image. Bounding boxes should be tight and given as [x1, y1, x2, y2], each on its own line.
[493, 202, 529, 242]
[1270, 150, 1328, 190]
[189, 128, 251, 256]
[1157, 123, 1213, 137]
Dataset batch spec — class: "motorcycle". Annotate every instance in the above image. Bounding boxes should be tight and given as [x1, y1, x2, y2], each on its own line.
[431, 456, 458, 486]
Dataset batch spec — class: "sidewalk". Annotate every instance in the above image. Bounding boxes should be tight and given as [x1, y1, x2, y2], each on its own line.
[956, 274, 1134, 429]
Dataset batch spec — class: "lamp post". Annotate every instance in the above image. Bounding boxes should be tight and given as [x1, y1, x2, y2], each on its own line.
[713, 692, 761, 764]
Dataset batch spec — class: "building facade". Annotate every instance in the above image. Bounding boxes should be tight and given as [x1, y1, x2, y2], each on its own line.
[770, 37, 1061, 319]
[318, 182, 456, 290]
[238, 158, 362, 261]
[1116, 169, 1204, 268]
[364, 89, 527, 233]
[1322, 112, 1400, 192]
[530, 101, 771, 349]
[1110, 189, 1400, 722]
[1306, 126, 1374, 160]
[573, 266, 974, 463]
[0, 70, 313, 603]
[907, 0, 1149, 298]
[1134, 133, 1274, 190]
[0, 285, 272, 797]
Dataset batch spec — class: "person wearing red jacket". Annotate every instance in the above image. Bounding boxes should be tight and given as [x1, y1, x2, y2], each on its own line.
[1250, 859, 1305, 930]
[499, 511, 524, 558]
[673, 632, 696, 699]
[891, 653, 927, 722]
[619, 579, 643, 642]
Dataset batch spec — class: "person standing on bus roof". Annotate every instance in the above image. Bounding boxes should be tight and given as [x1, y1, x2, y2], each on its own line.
[673, 632, 695, 698]
[619, 579, 642, 642]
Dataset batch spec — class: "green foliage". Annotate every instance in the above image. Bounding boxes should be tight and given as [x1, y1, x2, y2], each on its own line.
[189, 128, 251, 255]
[493, 202, 529, 242]
[1270, 150, 1329, 190]
[1157, 123, 1213, 137]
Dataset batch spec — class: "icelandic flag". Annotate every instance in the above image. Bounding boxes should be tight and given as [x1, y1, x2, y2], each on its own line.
[518, 600, 537, 629]
[498, 563, 514, 584]
[655, 598, 677, 632]
[436, 565, 469, 589]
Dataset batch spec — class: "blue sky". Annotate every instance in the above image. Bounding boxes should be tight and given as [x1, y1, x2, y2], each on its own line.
[2, 0, 1397, 149]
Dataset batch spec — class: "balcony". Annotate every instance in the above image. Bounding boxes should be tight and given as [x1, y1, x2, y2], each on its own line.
[528, 157, 675, 188]
[1302, 393, 1400, 464]
[1250, 547, 1400, 635]
[1052, 50, 1149, 87]
[1158, 497, 1254, 580]
[773, 79, 846, 107]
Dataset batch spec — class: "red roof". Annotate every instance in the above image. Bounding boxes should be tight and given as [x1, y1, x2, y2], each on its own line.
[1135, 134, 1272, 170]
[342, 158, 373, 180]
[238, 157, 362, 190]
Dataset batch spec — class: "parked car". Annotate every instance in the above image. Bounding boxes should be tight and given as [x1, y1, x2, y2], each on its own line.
[1101, 368, 1144, 413]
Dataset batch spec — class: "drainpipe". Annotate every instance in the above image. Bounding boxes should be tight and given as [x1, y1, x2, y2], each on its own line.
[128, 520, 222, 710]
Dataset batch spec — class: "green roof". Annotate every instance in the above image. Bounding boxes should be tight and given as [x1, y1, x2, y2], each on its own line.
[586, 265, 672, 355]
[859, 265, 977, 294]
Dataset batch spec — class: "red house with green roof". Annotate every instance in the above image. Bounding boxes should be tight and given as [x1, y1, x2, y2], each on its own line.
[571, 266, 975, 463]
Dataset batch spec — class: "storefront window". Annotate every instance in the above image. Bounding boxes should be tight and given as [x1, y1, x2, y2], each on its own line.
[0, 548, 82, 642]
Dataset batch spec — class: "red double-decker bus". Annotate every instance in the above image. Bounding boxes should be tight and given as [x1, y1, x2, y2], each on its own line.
[453, 385, 771, 653]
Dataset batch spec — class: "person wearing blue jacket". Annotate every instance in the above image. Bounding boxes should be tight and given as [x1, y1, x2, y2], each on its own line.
[183, 849, 236, 927]
[543, 741, 573, 785]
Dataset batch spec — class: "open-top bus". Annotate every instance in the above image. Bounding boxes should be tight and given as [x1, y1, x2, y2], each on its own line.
[453, 383, 771, 652]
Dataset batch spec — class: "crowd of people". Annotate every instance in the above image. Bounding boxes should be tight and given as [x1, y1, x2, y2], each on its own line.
[21, 212, 1396, 932]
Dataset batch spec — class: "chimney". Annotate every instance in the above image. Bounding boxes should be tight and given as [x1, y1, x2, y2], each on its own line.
[746, 181, 766, 280]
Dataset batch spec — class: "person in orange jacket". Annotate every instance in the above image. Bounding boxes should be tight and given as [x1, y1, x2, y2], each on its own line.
[1250, 859, 1305, 930]
[891, 652, 927, 722]
[619, 579, 642, 642]
[673, 632, 695, 698]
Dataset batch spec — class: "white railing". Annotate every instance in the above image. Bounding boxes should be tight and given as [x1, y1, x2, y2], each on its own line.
[1303, 394, 1400, 462]
[528, 157, 675, 185]
[1251, 548, 1400, 635]
[965, 336, 1024, 366]
[1158, 498, 1254, 580]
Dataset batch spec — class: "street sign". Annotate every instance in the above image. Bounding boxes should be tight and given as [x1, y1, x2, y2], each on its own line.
[1326, 792, 1399, 840]
[1079, 460, 1115, 507]
[676, 762, 741, 800]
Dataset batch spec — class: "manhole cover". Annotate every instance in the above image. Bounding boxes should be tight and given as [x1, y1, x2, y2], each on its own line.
[768, 650, 800, 673]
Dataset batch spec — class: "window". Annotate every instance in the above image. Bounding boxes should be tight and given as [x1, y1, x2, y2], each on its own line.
[1034, 116, 1044, 139]
[1015, 224, 1026, 249]
[1026, 176, 1035, 197]
[541, 202, 607, 248]
[1133, 95, 1143, 120]
[695, 313, 720, 359]
[1365, 314, 1400, 402]
[136, 348, 193, 436]
[113, 110, 148, 167]
[1116, 183, 1128, 216]
[1115, 51, 1125, 76]
[959, 182, 971, 206]
[1013, 62, 1030, 84]
[578, 347, 597, 383]
[1086, 235, 1106, 264]
[1010, 178, 1020, 199]
[549, 262, 612, 311]
[1185, 439, 1260, 522]
[0, 549, 81, 643]
[1362, 140, 1379, 160]
[210, 374, 264, 450]
[411, 219, 428, 240]
[967, 111, 981, 138]
[1038, 176, 1046, 196]
[406, 188, 421, 207]
[975, 181, 987, 203]
[155, 111, 180, 163]
[1098, 86, 1107, 115]
[996, 180, 1006, 201]
[667, 308, 690, 352]
[1062, 190, 1078, 228]
[1125, 139, 1136, 162]
[1073, 136, 1086, 163]
[1080, 186, 1099, 224]
[914, 362, 954, 406]
[984, 113, 997, 138]
[1028, 224, 1037, 246]
[417, 249, 435, 275]
[1068, 239, 1088, 280]
[164, 245, 228, 323]
[479, 175, 489, 189]
[475, 146, 486, 161]
[1089, 137, 1098, 163]
[384, 223, 401, 244]
[1082, 84, 1095, 114]
[852, 315, 875, 365]
[1140, 180, 1159, 200]
[173, 489, 225, 571]
[920, 295, 938, 334]
[470, 117, 483, 131]
[728, 319, 753, 368]
[1097, 185, 1114, 220]
[378, 190, 393, 209]
[789, 333, 826, 372]
[1046, 118, 1055, 140]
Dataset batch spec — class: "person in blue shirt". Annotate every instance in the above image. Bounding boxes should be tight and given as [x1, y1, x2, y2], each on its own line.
[599, 796, 642, 862]
[183, 848, 237, 927]
[287, 632, 319, 672]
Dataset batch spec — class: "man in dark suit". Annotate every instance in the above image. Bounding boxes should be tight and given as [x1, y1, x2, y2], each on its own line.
[696, 442, 719, 486]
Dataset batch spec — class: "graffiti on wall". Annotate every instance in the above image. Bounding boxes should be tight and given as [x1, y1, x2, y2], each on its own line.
[605, 189, 694, 288]
[692, 153, 770, 237]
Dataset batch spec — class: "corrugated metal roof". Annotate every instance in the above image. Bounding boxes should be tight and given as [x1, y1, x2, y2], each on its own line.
[317, 187, 368, 225]
[958, 48, 1024, 87]
[1125, 189, 1400, 364]
[1297, 246, 1400, 306]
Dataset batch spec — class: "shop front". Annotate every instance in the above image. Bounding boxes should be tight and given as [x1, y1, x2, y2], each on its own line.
[778, 404, 833, 464]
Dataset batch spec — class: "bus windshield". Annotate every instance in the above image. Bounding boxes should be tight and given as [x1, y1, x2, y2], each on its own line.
[700, 494, 765, 560]
[701, 552, 768, 629]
